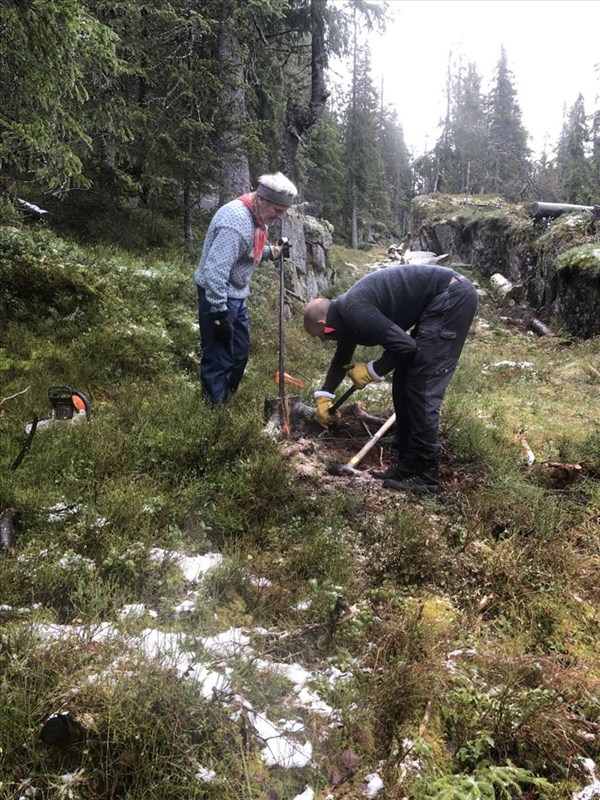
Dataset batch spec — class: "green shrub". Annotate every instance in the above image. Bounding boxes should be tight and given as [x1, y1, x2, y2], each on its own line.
[0, 226, 99, 326]
[413, 763, 553, 799]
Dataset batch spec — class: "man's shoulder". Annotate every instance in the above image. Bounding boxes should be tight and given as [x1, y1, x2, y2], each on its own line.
[360, 264, 453, 285]
[213, 198, 251, 226]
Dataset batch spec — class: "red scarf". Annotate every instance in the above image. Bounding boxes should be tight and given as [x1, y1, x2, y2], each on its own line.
[238, 193, 267, 265]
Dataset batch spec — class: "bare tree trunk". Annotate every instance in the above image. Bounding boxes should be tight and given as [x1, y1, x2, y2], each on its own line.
[183, 184, 192, 241]
[349, 10, 359, 250]
[97, 134, 118, 197]
[351, 178, 358, 250]
[217, 7, 250, 204]
[280, 0, 329, 181]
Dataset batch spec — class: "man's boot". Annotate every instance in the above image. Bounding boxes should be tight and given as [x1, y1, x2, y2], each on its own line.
[382, 463, 440, 494]
[371, 457, 415, 481]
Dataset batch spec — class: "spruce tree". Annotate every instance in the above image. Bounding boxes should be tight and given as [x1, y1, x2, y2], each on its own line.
[556, 94, 593, 204]
[83, 0, 222, 215]
[453, 62, 488, 195]
[304, 109, 346, 232]
[0, 0, 119, 193]
[532, 138, 561, 202]
[485, 46, 531, 200]
[430, 55, 487, 196]
[343, 43, 390, 246]
[378, 108, 412, 234]
[589, 107, 600, 201]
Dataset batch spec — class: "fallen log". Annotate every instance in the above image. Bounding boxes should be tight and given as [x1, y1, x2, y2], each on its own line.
[5, 193, 49, 220]
[530, 201, 599, 220]
[490, 273, 524, 302]
[529, 318, 555, 337]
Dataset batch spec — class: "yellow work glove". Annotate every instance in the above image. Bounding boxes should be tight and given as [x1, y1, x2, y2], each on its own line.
[346, 362, 373, 389]
[346, 361, 385, 389]
[314, 391, 340, 428]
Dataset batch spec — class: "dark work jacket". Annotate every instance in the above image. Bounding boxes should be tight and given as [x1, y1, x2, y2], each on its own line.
[321, 264, 458, 393]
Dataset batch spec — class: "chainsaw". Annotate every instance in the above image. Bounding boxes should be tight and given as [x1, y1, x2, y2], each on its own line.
[48, 386, 91, 420]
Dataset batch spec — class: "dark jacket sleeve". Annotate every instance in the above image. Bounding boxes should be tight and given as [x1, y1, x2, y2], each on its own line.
[321, 340, 356, 393]
[371, 322, 417, 375]
[350, 301, 417, 377]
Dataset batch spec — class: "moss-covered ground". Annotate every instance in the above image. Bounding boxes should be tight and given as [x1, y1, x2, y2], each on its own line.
[1, 212, 599, 799]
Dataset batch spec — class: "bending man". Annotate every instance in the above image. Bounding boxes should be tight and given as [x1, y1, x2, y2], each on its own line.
[303, 264, 478, 494]
[195, 172, 297, 405]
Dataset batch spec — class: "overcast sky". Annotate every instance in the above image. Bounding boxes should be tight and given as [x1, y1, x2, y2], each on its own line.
[363, 0, 600, 158]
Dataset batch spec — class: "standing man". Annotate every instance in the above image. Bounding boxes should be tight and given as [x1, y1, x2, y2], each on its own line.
[303, 264, 478, 494]
[195, 172, 298, 405]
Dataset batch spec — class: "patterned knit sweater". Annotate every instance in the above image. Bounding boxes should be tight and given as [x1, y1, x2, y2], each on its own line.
[194, 198, 273, 315]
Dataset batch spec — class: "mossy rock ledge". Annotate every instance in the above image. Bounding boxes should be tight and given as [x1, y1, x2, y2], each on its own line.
[280, 203, 335, 300]
[410, 194, 600, 337]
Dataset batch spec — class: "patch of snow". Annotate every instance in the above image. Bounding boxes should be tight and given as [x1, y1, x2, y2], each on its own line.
[295, 686, 335, 717]
[119, 604, 157, 620]
[47, 503, 81, 522]
[200, 627, 251, 658]
[136, 629, 192, 673]
[362, 772, 384, 797]
[398, 739, 422, 780]
[0, 603, 41, 614]
[173, 592, 200, 614]
[293, 600, 312, 611]
[447, 647, 478, 659]
[323, 666, 354, 685]
[86, 658, 137, 685]
[582, 759, 597, 776]
[183, 663, 231, 699]
[482, 360, 534, 373]
[280, 720, 305, 733]
[575, 758, 600, 797]
[30, 592, 355, 777]
[247, 707, 313, 768]
[256, 659, 313, 687]
[59, 552, 95, 570]
[573, 781, 600, 799]
[150, 548, 222, 582]
[293, 788, 315, 800]
[195, 766, 216, 783]
[247, 575, 272, 588]
[61, 770, 84, 784]
[33, 621, 117, 643]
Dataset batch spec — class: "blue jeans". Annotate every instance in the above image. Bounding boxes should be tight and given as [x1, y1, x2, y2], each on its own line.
[197, 286, 250, 405]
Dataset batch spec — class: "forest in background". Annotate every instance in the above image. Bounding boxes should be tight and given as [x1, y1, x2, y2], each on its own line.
[1, 0, 600, 248]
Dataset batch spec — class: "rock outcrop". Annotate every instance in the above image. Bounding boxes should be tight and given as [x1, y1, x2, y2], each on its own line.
[410, 194, 600, 337]
[273, 203, 334, 302]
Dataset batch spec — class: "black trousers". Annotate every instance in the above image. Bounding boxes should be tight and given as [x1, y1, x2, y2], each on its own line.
[392, 277, 479, 465]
